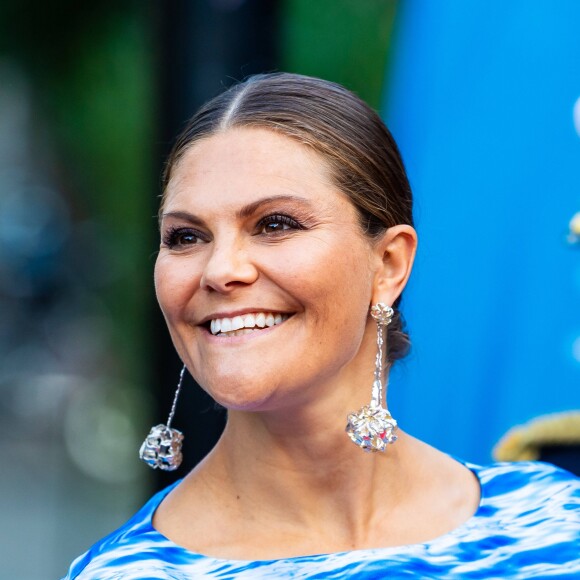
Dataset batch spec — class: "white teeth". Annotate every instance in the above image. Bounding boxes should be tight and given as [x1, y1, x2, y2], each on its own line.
[218, 328, 259, 337]
[208, 312, 290, 335]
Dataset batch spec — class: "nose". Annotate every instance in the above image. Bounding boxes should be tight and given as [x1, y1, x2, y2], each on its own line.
[199, 236, 259, 293]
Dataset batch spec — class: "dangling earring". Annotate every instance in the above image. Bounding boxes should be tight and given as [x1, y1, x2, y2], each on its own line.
[345, 303, 398, 452]
[139, 365, 186, 470]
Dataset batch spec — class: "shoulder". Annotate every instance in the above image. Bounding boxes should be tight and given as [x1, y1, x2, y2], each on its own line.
[61, 481, 188, 580]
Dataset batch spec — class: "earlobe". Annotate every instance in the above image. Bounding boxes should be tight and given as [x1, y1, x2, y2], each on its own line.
[371, 225, 417, 305]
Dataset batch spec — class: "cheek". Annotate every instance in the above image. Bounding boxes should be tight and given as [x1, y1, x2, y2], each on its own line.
[154, 255, 200, 322]
[299, 237, 372, 296]
[269, 234, 373, 330]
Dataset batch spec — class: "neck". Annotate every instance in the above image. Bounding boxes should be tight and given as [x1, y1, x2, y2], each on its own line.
[199, 400, 413, 540]
[158, 366, 478, 558]
[184, 330, 421, 548]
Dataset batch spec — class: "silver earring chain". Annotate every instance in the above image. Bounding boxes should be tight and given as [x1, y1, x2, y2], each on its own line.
[372, 322, 386, 408]
[166, 364, 186, 429]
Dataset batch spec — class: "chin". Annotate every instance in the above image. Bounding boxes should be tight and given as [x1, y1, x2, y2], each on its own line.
[211, 391, 274, 412]
[199, 374, 277, 412]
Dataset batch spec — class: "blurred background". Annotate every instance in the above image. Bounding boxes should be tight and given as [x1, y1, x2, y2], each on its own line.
[0, 1, 578, 578]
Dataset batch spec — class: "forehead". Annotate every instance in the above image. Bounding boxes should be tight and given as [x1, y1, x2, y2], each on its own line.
[163, 127, 344, 213]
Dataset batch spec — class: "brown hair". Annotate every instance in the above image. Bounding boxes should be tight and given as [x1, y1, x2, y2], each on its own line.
[161, 73, 414, 363]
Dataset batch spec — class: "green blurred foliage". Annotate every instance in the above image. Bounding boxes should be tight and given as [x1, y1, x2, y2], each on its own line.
[0, 1, 154, 383]
[281, 0, 398, 110]
[0, 1, 130, 76]
[49, 14, 154, 383]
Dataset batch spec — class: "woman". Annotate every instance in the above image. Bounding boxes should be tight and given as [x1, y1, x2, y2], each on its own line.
[63, 73, 579, 579]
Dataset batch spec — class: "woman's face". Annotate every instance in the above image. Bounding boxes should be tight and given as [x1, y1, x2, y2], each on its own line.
[155, 127, 382, 412]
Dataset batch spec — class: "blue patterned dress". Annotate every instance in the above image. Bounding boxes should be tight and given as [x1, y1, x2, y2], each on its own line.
[63, 461, 580, 579]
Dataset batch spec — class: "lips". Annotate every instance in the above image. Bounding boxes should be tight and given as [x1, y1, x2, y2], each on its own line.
[209, 312, 290, 336]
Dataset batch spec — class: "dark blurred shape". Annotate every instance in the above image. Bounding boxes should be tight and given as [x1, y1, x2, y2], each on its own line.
[539, 445, 580, 477]
[153, 0, 281, 486]
[0, 0, 133, 78]
[157, 0, 280, 151]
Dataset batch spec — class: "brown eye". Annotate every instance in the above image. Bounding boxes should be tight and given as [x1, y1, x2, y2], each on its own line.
[258, 214, 302, 235]
[163, 227, 206, 248]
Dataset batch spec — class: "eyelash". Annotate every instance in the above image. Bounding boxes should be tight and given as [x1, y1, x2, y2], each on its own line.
[257, 214, 303, 234]
[162, 226, 206, 248]
[162, 214, 304, 249]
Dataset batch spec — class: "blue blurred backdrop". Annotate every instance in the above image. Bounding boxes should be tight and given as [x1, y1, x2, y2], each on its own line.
[386, 0, 580, 463]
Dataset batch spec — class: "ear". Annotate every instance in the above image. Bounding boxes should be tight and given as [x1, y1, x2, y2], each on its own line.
[371, 225, 417, 305]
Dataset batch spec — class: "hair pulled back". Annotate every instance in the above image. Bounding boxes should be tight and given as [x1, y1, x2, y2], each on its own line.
[161, 73, 414, 363]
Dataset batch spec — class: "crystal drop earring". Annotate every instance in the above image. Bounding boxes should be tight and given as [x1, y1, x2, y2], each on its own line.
[139, 365, 186, 471]
[345, 303, 398, 452]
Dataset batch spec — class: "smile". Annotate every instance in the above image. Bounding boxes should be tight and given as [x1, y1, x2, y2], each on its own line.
[209, 312, 290, 337]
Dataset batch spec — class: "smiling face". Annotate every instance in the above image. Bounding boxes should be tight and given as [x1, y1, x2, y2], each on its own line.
[155, 127, 382, 412]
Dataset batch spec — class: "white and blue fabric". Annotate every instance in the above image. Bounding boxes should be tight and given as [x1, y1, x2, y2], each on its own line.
[63, 461, 579, 579]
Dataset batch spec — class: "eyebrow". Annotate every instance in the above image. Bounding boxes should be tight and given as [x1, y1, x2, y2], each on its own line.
[160, 195, 314, 224]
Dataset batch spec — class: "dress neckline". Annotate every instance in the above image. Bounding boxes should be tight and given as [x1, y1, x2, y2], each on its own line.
[142, 459, 487, 564]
